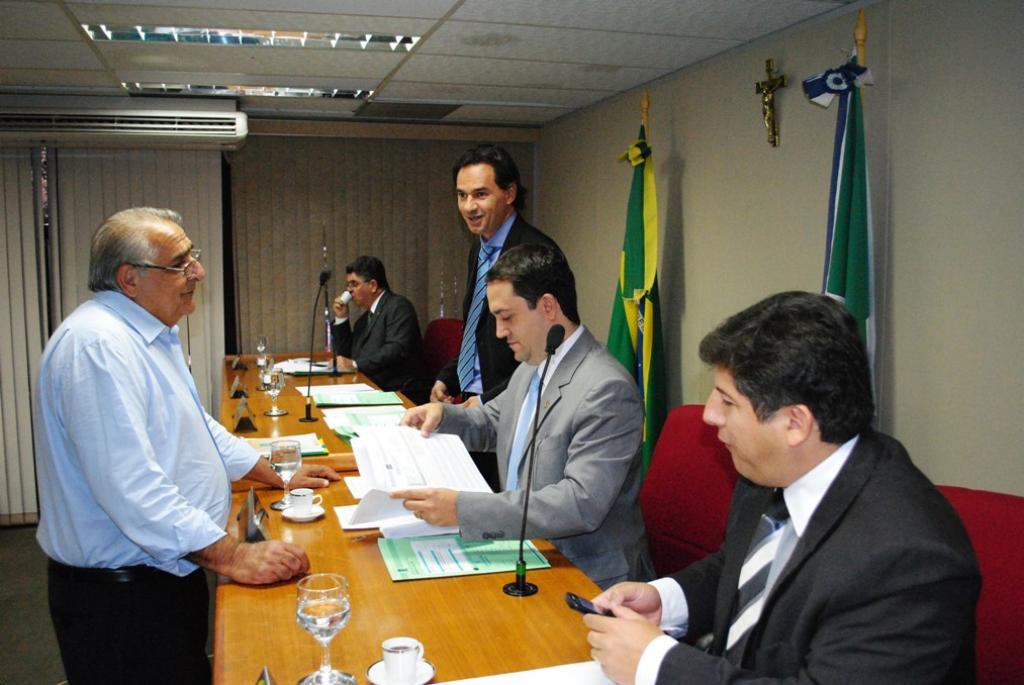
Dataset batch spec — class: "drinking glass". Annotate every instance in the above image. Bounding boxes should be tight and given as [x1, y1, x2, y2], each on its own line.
[264, 366, 288, 417]
[269, 439, 302, 511]
[296, 573, 354, 685]
[256, 335, 268, 368]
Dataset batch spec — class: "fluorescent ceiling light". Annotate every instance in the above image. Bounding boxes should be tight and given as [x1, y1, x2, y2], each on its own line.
[123, 83, 374, 99]
[82, 25, 420, 51]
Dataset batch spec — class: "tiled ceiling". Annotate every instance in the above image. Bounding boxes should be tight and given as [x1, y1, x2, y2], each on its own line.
[0, 0, 860, 126]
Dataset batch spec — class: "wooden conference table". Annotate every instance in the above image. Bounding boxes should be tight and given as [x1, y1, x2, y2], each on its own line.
[214, 355, 599, 684]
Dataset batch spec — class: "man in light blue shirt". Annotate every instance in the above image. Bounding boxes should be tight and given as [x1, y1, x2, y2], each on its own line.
[35, 207, 339, 684]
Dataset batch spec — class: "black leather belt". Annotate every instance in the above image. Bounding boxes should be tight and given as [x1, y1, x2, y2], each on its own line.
[48, 558, 167, 584]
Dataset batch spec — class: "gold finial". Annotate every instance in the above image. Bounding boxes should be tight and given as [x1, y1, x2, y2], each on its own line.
[855, 9, 867, 67]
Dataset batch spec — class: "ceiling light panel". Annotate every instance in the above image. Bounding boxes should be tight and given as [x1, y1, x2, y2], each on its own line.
[81, 25, 421, 51]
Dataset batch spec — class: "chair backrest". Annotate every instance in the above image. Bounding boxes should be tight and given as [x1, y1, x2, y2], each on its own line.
[640, 404, 738, 577]
[421, 318, 464, 379]
[937, 485, 1024, 684]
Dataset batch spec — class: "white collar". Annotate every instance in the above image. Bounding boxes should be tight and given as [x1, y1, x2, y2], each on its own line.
[783, 435, 859, 537]
[368, 290, 385, 314]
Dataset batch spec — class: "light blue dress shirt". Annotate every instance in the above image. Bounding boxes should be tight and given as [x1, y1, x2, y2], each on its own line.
[463, 211, 517, 396]
[35, 291, 259, 576]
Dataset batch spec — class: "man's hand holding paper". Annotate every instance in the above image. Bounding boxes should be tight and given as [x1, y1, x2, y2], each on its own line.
[391, 487, 458, 527]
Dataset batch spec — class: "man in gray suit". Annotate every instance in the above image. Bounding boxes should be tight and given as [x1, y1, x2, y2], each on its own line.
[395, 244, 653, 588]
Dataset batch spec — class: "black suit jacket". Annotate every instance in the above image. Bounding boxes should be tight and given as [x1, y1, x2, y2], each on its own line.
[332, 290, 424, 394]
[436, 215, 559, 403]
[658, 430, 980, 684]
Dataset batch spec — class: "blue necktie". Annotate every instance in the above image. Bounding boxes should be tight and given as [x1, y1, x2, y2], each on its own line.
[457, 244, 497, 391]
[505, 374, 541, 491]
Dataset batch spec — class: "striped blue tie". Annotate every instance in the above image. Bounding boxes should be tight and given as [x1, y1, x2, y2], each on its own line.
[457, 244, 497, 391]
[505, 374, 541, 491]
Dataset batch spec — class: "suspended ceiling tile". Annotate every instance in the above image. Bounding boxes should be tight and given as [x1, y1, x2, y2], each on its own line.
[67, 4, 437, 34]
[422, 21, 738, 70]
[395, 54, 668, 92]
[238, 96, 362, 115]
[0, 68, 121, 88]
[452, 0, 850, 40]
[0, 39, 106, 70]
[379, 81, 612, 109]
[96, 42, 403, 80]
[68, 0, 458, 19]
[0, 1, 85, 40]
[443, 104, 567, 125]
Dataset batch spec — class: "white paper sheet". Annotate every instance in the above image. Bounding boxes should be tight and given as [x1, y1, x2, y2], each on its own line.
[297, 383, 375, 397]
[438, 661, 613, 685]
[336, 426, 489, 536]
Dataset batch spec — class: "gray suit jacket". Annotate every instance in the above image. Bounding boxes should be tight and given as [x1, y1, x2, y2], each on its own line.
[440, 327, 653, 587]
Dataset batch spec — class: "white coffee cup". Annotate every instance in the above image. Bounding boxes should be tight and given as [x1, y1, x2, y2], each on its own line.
[382, 636, 423, 685]
[339, 290, 353, 305]
[288, 488, 323, 514]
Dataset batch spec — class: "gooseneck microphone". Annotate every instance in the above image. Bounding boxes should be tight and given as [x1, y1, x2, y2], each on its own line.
[300, 268, 332, 423]
[504, 323, 566, 598]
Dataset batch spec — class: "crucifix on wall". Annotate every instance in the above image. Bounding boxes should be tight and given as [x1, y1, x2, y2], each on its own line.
[756, 59, 787, 147]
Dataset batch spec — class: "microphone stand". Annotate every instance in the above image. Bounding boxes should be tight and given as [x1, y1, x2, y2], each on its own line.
[504, 324, 565, 597]
[300, 270, 331, 423]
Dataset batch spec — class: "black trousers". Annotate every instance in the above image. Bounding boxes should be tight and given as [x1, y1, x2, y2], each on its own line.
[48, 560, 211, 685]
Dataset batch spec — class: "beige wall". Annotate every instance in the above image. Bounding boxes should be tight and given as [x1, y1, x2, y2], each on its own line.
[535, 0, 1024, 494]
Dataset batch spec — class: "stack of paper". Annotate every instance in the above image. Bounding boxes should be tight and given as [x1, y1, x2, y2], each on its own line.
[311, 389, 403, 407]
[273, 358, 333, 375]
[245, 433, 328, 456]
[336, 426, 491, 538]
[377, 535, 549, 581]
[321, 405, 406, 439]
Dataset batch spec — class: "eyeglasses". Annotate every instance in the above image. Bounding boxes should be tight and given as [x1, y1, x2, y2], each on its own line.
[130, 248, 202, 279]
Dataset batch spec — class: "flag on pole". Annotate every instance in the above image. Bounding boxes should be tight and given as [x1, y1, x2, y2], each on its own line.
[803, 54, 875, 366]
[607, 124, 667, 471]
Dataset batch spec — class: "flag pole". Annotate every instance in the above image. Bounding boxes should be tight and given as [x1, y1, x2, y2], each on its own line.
[854, 10, 867, 67]
[641, 90, 650, 132]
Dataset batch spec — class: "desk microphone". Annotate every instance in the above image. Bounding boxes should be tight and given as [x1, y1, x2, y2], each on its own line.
[503, 324, 565, 598]
[300, 268, 332, 423]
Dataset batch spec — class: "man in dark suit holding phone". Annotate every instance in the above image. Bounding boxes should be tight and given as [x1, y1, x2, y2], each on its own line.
[584, 291, 980, 684]
[332, 255, 425, 401]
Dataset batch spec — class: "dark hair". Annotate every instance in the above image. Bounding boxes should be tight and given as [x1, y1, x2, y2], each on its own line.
[487, 244, 579, 325]
[699, 291, 874, 443]
[345, 255, 390, 291]
[452, 144, 527, 211]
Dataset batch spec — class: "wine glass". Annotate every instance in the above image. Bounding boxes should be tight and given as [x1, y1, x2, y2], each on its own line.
[256, 335, 268, 368]
[269, 439, 302, 511]
[296, 573, 354, 685]
[264, 366, 288, 417]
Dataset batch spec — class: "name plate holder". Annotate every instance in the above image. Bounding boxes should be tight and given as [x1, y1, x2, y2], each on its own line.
[233, 396, 257, 432]
[237, 487, 271, 543]
[229, 375, 248, 399]
[255, 666, 276, 685]
[231, 355, 248, 371]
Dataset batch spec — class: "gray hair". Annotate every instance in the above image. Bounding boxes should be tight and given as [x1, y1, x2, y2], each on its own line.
[88, 207, 184, 292]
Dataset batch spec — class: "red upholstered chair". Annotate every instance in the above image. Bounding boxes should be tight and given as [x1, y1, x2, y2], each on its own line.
[421, 318, 464, 379]
[937, 485, 1024, 684]
[640, 404, 738, 577]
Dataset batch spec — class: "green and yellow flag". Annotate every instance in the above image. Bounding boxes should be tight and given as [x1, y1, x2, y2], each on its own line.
[607, 124, 667, 471]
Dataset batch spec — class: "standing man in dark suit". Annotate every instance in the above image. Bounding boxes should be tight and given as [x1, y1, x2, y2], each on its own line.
[585, 291, 980, 684]
[332, 255, 425, 399]
[432, 144, 559, 406]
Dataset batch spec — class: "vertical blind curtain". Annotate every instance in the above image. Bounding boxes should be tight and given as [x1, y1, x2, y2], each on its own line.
[51, 148, 225, 408]
[0, 148, 46, 522]
[228, 136, 535, 356]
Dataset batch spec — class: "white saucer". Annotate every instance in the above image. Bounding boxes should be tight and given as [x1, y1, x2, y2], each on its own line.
[366, 658, 435, 685]
[281, 504, 325, 522]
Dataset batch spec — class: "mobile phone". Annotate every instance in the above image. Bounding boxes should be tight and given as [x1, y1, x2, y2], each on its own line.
[565, 591, 608, 616]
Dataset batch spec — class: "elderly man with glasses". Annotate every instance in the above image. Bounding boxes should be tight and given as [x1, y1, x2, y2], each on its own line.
[34, 207, 339, 684]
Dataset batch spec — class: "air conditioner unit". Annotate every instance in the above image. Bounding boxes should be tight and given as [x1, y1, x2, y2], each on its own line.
[0, 109, 247, 150]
